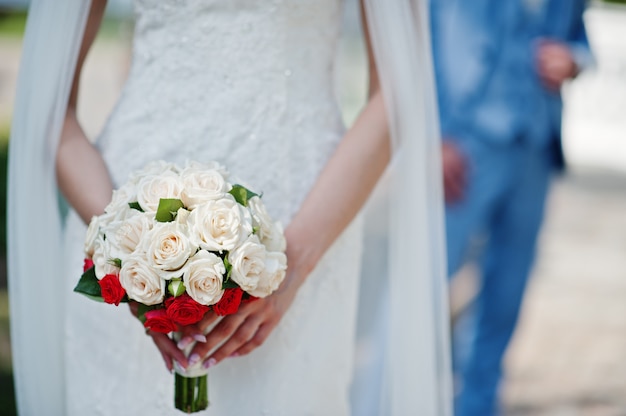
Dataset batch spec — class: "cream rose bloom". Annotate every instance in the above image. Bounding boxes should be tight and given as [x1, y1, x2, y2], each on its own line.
[248, 196, 286, 252]
[180, 168, 230, 209]
[103, 182, 136, 214]
[84, 216, 101, 258]
[248, 251, 287, 298]
[119, 253, 165, 305]
[228, 235, 266, 292]
[136, 172, 184, 213]
[142, 222, 196, 279]
[183, 250, 225, 306]
[184, 160, 229, 179]
[92, 237, 120, 279]
[188, 196, 252, 252]
[129, 161, 180, 184]
[104, 211, 153, 260]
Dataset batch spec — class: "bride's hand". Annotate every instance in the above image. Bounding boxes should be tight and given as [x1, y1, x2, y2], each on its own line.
[129, 301, 190, 372]
[185, 276, 300, 370]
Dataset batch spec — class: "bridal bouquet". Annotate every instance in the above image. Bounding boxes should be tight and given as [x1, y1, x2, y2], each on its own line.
[74, 160, 287, 413]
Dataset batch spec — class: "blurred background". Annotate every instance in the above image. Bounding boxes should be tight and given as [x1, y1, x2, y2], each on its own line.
[0, 1, 625, 415]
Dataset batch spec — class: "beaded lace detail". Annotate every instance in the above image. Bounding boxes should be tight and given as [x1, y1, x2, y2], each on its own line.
[98, 0, 345, 225]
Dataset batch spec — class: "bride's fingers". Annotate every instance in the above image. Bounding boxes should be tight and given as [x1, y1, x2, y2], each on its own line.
[176, 323, 207, 350]
[195, 309, 220, 333]
[204, 317, 263, 366]
[231, 323, 274, 358]
[150, 331, 189, 370]
[176, 310, 220, 350]
[187, 314, 245, 365]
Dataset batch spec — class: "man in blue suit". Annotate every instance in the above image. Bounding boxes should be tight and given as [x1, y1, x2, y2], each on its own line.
[430, 1, 592, 414]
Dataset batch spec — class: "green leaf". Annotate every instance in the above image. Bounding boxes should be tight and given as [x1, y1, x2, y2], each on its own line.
[168, 279, 186, 297]
[74, 267, 103, 301]
[155, 198, 184, 222]
[222, 279, 240, 290]
[136, 303, 160, 324]
[228, 184, 259, 207]
[109, 258, 122, 268]
[128, 201, 144, 212]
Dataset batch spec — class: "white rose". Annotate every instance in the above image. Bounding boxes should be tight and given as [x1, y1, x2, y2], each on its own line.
[248, 252, 287, 298]
[264, 222, 287, 252]
[130, 161, 180, 183]
[184, 160, 229, 179]
[143, 222, 196, 279]
[175, 207, 191, 225]
[104, 183, 136, 214]
[188, 196, 252, 252]
[228, 235, 266, 292]
[92, 237, 120, 279]
[119, 253, 165, 305]
[100, 185, 140, 228]
[183, 250, 226, 306]
[248, 196, 286, 252]
[136, 172, 184, 213]
[84, 215, 101, 258]
[104, 211, 153, 260]
[180, 168, 230, 209]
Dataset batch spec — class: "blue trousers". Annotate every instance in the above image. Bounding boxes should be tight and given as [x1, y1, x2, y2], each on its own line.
[446, 139, 552, 416]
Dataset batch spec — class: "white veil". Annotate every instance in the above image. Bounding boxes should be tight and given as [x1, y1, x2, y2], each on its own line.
[357, 1, 452, 414]
[8, 0, 451, 415]
[7, 1, 90, 414]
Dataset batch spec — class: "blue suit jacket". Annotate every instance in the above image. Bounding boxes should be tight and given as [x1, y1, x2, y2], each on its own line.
[430, 0, 591, 168]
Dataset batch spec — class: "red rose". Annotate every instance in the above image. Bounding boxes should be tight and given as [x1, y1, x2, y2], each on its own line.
[213, 288, 243, 316]
[98, 274, 126, 306]
[83, 258, 94, 272]
[165, 294, 209, 326]
[144, 309, 177, 334]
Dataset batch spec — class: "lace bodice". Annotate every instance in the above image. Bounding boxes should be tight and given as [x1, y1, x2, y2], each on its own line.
[98, 0, 345, 224]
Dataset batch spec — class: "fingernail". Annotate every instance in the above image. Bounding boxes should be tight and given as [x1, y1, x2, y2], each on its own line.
[203, 358, 217, 369]
[177, 336, 193, 350]
[193, 334, 207, 343]
[188, 354, 201, 366]
[173, 360, 184, 370]
[229, 352, 239, 358]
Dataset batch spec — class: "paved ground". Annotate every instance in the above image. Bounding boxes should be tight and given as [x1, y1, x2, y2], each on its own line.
[501, 168, 626, 415]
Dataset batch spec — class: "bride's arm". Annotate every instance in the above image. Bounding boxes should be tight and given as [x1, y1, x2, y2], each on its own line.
[189, 3, 391, 369]
[56, 0, 112, 223]
[57, 0, 190, 371]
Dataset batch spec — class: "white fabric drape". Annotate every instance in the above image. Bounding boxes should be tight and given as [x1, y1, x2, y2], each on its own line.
[7, 1, 91, 415]
[362, 0, 453, 414]
[8, 0, 451, 415]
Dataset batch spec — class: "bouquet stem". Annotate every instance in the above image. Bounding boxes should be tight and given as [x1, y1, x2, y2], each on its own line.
[175, 373, 209, 413]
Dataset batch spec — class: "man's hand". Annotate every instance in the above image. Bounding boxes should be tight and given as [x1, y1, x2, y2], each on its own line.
[536, 39, 578, 91]
[441, 140, 467, 204]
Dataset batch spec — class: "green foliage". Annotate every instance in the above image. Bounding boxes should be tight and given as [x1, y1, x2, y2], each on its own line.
[73, 267, 104, 302]
[155, 198, 184, 222]
[128, 201, 143, 211]
[136, 303, 159, 324]
[0, 11, 26, 37]
[228, 184, 258, 207]
[0, 128, 8, 255]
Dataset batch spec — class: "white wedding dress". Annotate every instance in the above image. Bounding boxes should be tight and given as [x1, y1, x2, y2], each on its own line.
[63, 1, 364, 415]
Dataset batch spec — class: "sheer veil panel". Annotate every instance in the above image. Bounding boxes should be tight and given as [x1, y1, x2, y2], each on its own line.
[363, 0, 452, 414]
[8, 1, 91, 414]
